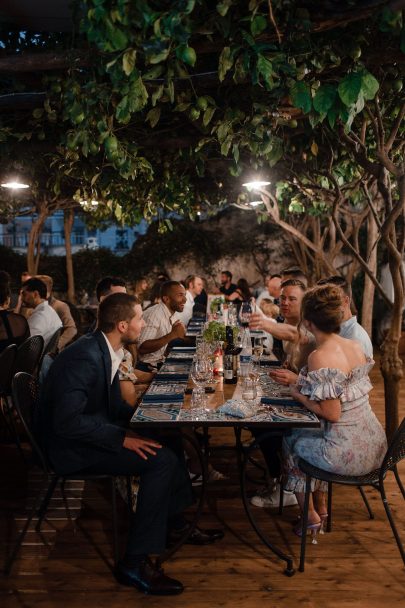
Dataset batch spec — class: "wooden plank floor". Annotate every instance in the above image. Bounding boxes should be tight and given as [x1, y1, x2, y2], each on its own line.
[1, 354, 404, 607]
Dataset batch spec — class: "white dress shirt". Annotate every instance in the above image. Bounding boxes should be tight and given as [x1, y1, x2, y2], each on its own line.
[137, 302, 175, 367]
[176, 290, 194, 326]
[340, 316, 373, 359]
[101, 332, 124, 383]
[28, 300, 62, 348]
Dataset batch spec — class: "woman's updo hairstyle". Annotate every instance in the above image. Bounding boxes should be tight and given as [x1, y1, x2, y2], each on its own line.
[301, 284, 343, 334]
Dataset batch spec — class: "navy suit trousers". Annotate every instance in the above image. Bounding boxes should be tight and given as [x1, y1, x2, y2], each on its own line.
[75, 443, 193, 556]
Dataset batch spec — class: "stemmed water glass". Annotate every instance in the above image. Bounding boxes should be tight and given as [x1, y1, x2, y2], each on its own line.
[190, 357, 211, 389]
[253, 337, 264, 369]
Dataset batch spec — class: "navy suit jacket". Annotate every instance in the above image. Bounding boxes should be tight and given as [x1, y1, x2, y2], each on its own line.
[39, 331, 133, 475]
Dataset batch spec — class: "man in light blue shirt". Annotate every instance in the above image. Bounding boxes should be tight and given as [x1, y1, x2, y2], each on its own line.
[318, 275, 373, 358]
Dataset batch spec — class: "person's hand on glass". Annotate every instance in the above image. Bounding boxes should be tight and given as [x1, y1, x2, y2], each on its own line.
[249, 311, 264, 330]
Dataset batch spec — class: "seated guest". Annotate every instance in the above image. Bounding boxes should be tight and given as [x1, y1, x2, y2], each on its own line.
[219, 270, 237, 297]
[96, 276, 127, 301]
[0, 272, 29, 352]
[36, 274, 77, 350]
[249, 279, 315, 509]
[133, 277, 150, 309]
[146, 281, 163, 309]
[283, 284, 387, 538]
[14, 271, 34, 319]
[317, 275, 373, 358]
[259, 298, 280, 320]
[257, 274, 282, 306]
[227, 278, 252, 306]
[177, 275, 204, 326]
[280, 266, 309, 288]
[39, 292, 224, 595]
[137, 281, 186, 369]
[21, 278, 62, 347]
[251, 279, 314, 374]
[96, 279, 154, 386]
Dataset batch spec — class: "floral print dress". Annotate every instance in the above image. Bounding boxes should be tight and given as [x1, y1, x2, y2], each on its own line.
[283, 360, 387, 493]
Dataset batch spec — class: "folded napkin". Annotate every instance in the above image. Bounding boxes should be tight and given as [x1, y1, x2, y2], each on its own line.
[261, 396, 301, 406]
[155, 373, 189, 381]
[142, 393, 184, 403]
[217, 399, 257, 419]
[259, 360, 281, 367]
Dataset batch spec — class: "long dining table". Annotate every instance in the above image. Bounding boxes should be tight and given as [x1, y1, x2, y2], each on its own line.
[130, 345, 320, 576]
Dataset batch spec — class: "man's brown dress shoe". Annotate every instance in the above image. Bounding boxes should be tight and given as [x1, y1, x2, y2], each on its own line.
[169, 525, 224, 545]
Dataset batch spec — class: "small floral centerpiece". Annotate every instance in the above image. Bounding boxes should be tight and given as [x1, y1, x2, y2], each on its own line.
[209, 295, 225, 314]
[203, 321, 239, 343]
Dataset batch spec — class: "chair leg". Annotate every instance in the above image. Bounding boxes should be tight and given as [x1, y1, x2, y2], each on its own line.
[4, 402, 28, 465]
[358, 485, 374, 520]
[4, 479, 48, 575]
[379, 479, 405, 566]
[299, 474, 311, 573]
[111, 477, 119, 568]
[393, 465, 405, 500]
[326, 482, 332, 532]
[126, 476, 133, 515]
[35, 476, 59, 531]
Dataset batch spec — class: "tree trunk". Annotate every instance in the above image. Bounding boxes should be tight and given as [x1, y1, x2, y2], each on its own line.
[26, 206, 47, 274]
[64, 208, 76, 303]
[361, 212, 378, 336]
[380, 241, 404, 440]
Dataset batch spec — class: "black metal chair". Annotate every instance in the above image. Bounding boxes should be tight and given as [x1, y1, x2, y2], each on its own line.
[37, 327, 62, 374]
[298, 417, 405, 572]
[0, 344, 18, 399]
[0, 344, 18, 441]
[4, 372, 131, 575]
[13, 335, 44, 376]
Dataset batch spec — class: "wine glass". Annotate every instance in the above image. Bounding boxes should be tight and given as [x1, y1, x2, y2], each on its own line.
[190, 358, 211, 389]
[253, 337, 264, 368]
[239, 301, 252, 326]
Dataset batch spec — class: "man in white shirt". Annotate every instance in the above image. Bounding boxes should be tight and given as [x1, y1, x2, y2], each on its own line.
[177, 275, 204, 326]
[36, 274, 77, 350]
[256, 273, 282, 306]
[138, 281, 187, 368]
[317, 275, 373, 358]
[21, 278, 62, 348]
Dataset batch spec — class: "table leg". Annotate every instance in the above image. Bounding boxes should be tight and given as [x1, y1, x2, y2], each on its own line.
[234, 427, 295, 576]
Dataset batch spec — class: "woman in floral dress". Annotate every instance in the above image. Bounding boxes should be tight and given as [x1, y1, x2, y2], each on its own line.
[283, 284, 387, 536]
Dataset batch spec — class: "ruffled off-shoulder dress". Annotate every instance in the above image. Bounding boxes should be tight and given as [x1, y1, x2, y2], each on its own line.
[283, 360, 387, 493]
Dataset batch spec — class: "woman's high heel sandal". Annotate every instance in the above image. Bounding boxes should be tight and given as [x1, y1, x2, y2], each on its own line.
[319, 513, 328, 535]
[293, 521, 322, 544]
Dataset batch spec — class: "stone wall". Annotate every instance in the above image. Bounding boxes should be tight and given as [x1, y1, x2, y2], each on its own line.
[149, 208, 295, 291]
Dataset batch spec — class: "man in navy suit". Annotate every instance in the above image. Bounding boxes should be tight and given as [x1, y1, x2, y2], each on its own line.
[40, 292, 193, 594]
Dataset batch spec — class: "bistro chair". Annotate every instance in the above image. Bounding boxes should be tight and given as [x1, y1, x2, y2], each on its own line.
[13, 335, 44, 376]
[4, 372, 131, 575]
[297, 417, 405, 572]
[37, 328, 62, 380]
[0, 344, 18, 441]
[0, 344, 18, 402]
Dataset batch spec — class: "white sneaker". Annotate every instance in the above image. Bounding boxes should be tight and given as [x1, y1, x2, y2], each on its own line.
[250, 484, 297, 508]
